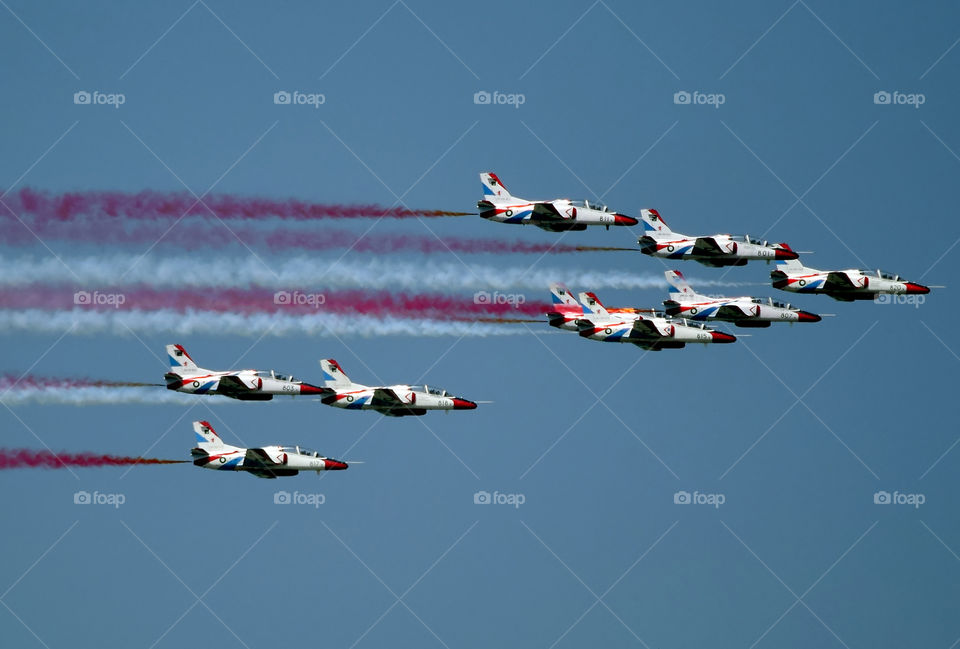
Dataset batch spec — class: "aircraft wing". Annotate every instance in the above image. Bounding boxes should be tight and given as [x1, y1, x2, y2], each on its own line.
[370, 388, 406, 410]
[630, 318, 664, 338]
[215, 375, 274, 401]
[216, 375, 254, 397]
[716, 304, 753, 320]
[244, 448, 279, 467]
[531, 202, 566, 221]
[824, 271, 857, 291]
[242, 449, 300, 478]
[692, 237, 726, 257]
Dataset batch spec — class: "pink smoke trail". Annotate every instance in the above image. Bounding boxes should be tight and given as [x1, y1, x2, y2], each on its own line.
[0, 449, 185, 468]
[0, 285, 550, 319]
[0, 220, 630, 254]
[3, 187, 473, 223]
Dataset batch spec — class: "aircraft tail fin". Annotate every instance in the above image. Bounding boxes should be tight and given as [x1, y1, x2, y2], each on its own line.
[665, 270, 700, 302]
[549, 283, 582, 314]
[640, 208, 672, 235]
[578, 291, 611, 316]
[480, 172, 513, 202]
[193, 420, 224, 447]
[167, 344, 198, 370]
[319, 359, 352, 388]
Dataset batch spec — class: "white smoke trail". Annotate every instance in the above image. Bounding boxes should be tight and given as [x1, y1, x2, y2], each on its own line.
[0, 386, 239, 406]
[0, 309, 527, 337]
[0, 253, 755, 292]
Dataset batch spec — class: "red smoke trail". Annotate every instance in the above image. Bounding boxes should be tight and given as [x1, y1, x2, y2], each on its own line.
[0, 449, 185, 469]
[0, 220, 620, 255]
[4, 188, 472, 223]
[0, 375, 159, 390]
[0, 285, 550, 319]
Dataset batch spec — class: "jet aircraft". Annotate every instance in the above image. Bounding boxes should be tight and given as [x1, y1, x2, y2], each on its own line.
[477, 172, 638, 231]
[770, 260, 931, 301]
[638, 209, 798, 266]
[318, 359, 477, 416]
[190, 420, 348, 478]
[663, 270, 821, 327]
[164, 344, 327, 400]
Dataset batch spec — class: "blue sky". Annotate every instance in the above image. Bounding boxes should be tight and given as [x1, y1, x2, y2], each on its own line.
[1, 1, 959, 647]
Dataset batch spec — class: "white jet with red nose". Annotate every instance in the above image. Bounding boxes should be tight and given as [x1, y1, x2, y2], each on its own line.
[190, 420, 348, 479]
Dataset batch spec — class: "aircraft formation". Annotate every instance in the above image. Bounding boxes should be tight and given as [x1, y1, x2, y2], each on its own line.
[164, 344, 478, 478]
[10, 172, 933, 479]
[476, 171, 932, 351]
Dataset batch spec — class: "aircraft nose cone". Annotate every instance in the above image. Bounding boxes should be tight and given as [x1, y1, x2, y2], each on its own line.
[710, 331, 737, 343]
[774, 247, 799, 260]
[299, 383, 328, 395]
[796, 310, 821, 322]
[905, 282, 930, 295]
[324, 459, 348, 470]
[452, 398, 477, 410]
[614, 214, 639, 226]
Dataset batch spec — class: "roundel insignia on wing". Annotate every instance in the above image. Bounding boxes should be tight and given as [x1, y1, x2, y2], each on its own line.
[504, 209, 513, 217]
[345, 395, 354, 403]
[798, 279, 806, 287]
[666, 245, 675, 253]
[690, 307, 698, 315]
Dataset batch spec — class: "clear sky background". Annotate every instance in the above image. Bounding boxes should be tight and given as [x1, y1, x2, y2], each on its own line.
[1, 2, 959, 648]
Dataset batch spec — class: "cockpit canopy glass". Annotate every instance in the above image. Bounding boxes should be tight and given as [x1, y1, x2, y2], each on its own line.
[413, 385, 450, 396]
[730, 234, 768, 245]
[750, 297, 791, 308]
[280, 445, 322, 457]
[570, 199, 611, 212]
[257, 370, 293, 381]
